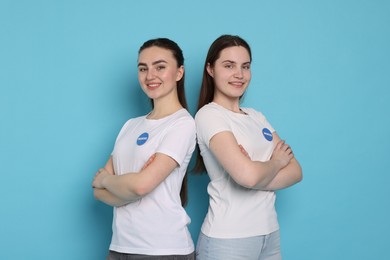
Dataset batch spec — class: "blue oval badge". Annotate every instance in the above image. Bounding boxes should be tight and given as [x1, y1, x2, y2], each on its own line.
[136, 132, 149, 145]
[262, 128, 273, 141]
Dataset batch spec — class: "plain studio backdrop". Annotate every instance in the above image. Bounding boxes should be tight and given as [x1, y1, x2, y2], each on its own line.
[1, 0, 389, 259]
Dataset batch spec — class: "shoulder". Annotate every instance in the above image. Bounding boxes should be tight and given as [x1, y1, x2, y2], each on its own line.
[173, 109, 195, 125]
[167, 109, 196, 133]
[195, 103, 233, 142]
[195, 103, 225, 121]
[177, 108, 195, 120]
[242, 107, 268, 122]
[114, 115, 146, 141]
[120, 115, 146, 128]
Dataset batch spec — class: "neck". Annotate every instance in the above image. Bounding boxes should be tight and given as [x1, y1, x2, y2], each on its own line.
[213, 95, 242, 113]
[148, 95, 183, 120]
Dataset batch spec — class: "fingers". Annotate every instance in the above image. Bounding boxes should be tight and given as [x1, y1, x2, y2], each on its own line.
[283, 143, 291, 153]
[95, 168, 104, 177]
[142, 153, 157, 170]
[150, 153, 157, 161]
[92, 171, 99, 188]
[238, 144, 250, 158]
[92, 168, 106, 188]
[282, 143, 294, 157]
[283, 143, 294, 156]
[275, 140, 285, 150]
[94, 169, 103, 179]
[92, 176, 97, 188]
[276, 140, 292, 152]
[275, 140, 295, 159]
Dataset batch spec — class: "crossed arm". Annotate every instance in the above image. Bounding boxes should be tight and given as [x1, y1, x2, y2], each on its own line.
[92, 153, 177, 207]
[209, 131, 302, 191]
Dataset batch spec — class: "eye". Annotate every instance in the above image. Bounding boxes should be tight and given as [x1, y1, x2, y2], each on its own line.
[243, 64, 251, 70]
[224, 63, 233, 69]
[156, 65, 166, 71]
[138, 67, 147, 72]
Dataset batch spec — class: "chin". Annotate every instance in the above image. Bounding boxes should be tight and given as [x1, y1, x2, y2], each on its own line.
[231, 91, 246, 98]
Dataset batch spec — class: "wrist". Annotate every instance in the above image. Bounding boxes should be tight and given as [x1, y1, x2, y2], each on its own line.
[270, 158, 283, 172]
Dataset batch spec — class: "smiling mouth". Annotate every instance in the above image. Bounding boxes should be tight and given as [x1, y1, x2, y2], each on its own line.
[229, 81, 245, 87]
[147, 83, 161, 89]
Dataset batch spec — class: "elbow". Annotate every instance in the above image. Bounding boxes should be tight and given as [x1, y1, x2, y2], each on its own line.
[244, 164, 273, 189]
[120, 174, 153, 199]
[244, 178, 260, 189]
[246, 178, 268, 189]
[131, 183, 152, 198]
[295, 164, 303, 183]
[231, 164, 268, 189]
[297, 170, 303, 183]
[235, 173, 264, 189]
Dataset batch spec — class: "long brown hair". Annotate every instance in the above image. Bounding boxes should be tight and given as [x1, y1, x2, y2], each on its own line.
[138, 38, 189, 206]
[194, 35, 252, 173]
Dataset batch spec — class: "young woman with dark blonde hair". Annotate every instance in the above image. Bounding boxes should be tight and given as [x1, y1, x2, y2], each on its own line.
[195, 35, 303, 260]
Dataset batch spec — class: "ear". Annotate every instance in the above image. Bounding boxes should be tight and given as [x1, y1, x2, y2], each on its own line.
[206, 63, 214, 78]
[176, 65, 184, 81]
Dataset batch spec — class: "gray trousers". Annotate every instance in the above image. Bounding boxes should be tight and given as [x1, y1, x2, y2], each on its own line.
[107, 250, 195, 260]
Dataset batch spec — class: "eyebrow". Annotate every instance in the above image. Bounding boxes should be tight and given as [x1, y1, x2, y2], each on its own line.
[138, 59, 168, 67]
[221, 60, 251, 64]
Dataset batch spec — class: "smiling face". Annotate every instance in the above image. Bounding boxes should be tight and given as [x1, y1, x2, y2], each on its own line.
[207, 46, 251, 102]
[137, 46, 184, 102]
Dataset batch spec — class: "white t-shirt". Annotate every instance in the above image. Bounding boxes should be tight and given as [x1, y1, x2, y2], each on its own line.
[109, 109, 196, 255]
[195, 102, 279, 239]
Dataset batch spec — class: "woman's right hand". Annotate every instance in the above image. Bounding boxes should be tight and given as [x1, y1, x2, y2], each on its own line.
[142, 154, 157, 170]
[271, 140, 294, 170]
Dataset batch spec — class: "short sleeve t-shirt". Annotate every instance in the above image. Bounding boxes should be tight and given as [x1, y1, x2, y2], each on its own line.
[109, 109, 196, 255]
[195, 102, 279, 238]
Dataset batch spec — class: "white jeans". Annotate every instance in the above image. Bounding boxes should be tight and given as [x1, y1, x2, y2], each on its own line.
[196, 230, 281, 260]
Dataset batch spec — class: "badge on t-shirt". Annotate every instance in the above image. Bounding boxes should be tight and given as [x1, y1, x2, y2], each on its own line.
[136, 132, 149, 145]
[262, 128, 273, 141]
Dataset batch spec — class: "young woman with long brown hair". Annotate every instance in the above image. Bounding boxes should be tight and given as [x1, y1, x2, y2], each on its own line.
[92, 38, 196, 260]
[195, 35, 302, 260]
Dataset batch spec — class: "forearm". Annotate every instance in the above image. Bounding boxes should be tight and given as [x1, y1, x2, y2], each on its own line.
[92, 157, 142, 204]
[93, 188, 136, 207]
[243, 159, 284, 189]
[101, 173, 143, 202]
[259, 158, 303, 191]
[93, 153, 178, 202]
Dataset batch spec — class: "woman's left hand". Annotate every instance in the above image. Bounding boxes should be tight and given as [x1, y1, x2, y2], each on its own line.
[238, 144, 250, 159]
[92, 168, 110, 189]
[142, 153, 157, 170]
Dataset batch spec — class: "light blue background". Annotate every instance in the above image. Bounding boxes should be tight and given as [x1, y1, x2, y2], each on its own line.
[1, 0, 389, 259]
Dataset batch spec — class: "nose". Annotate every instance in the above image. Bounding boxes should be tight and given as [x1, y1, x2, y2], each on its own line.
[234, 68, 244, 78]
[146, 68, 155, 80]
